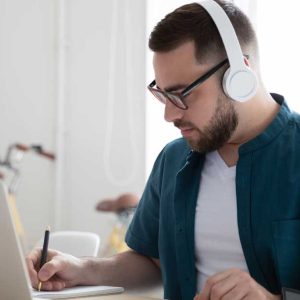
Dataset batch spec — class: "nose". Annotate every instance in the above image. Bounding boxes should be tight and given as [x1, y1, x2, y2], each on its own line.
[164, 99, 184, 123]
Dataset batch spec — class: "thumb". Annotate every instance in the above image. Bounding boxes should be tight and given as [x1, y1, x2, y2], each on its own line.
[38, 258, 63, 282]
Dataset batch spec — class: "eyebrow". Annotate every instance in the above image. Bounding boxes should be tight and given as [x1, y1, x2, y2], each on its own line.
[156, 83, 188, 93]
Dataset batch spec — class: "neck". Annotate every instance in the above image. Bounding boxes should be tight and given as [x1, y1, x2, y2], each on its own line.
[218, 89, 280, 167]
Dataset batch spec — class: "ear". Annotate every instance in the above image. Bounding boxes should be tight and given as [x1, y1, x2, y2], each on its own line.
[244, 56, 250, 67]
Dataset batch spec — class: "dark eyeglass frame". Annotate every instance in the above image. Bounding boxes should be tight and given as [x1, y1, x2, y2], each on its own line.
[148, 58, 230, 110]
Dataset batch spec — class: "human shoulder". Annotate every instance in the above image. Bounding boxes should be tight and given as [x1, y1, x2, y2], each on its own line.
[162, 137, 191, 157]
[151, 138, 191, 175]
[291, 110, 300, 127]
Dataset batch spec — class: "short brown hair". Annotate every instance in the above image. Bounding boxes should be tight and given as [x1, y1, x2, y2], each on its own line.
[149, 1, 258, 63]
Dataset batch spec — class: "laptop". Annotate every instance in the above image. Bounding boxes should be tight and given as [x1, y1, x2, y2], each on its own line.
[0, 182, 124, 299]
[0, 181, 45, 299]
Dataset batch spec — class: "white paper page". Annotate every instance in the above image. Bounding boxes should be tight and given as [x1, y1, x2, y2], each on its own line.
[32, 285, 124, 299]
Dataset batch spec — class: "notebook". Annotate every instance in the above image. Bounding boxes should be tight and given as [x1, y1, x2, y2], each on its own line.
[0, 181, 124, 299]
[32, 285, 124, 299]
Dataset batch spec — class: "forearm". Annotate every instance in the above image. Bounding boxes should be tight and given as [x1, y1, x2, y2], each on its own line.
[80, 250, 161, 289]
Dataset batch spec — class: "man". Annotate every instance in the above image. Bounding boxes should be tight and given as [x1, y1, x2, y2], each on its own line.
[26, 1, 300, 299]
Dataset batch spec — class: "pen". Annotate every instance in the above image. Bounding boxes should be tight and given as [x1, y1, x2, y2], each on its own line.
[38, 225, 50, 292]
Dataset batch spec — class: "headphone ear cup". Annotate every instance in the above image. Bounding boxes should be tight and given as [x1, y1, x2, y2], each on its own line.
[222, 66, 258, 102]
[222, 67, 231, 98]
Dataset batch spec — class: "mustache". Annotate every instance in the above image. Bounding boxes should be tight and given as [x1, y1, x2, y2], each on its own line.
[174, 120, 196, 129]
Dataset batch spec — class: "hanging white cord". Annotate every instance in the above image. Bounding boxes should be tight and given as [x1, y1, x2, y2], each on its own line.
[54, 0, 66, 230]
[103, 0, 140, 187]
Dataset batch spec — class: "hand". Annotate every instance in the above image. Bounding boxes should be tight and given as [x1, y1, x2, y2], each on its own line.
[26, 248, 88, 291]
[194, 269, 281, 300]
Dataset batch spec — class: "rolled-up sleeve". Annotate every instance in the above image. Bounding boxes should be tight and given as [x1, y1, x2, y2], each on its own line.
[125, 150, 165, 259]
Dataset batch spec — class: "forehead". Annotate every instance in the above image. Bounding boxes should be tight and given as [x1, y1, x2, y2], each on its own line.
[153, 41, 208, 90]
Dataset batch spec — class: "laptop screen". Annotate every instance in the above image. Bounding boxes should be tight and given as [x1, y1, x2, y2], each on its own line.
[0, 182, 33, 300]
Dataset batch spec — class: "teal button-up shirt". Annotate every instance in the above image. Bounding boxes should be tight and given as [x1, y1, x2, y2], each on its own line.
[126, 94, 300, 300]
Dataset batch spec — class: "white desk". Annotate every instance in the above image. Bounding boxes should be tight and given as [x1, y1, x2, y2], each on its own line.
[69, 286, 164, 300]
[71, 294, 160, 300]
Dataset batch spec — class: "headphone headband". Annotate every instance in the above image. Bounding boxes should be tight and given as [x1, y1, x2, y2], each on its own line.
[199, 0, 244, 70]
[198, 0, 258, 102]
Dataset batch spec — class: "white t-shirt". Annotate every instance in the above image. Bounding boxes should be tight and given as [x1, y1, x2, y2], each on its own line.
[194, 150, 249, 292]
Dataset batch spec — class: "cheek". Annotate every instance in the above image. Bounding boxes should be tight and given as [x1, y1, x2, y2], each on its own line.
[186, 90, 218, 126]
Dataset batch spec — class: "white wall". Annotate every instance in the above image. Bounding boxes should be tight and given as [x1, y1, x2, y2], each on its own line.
[59, 0, 146, 251]
[257, 0, 300, 111]
[0, 0, 146, 251]
[0, 0, 56, 247]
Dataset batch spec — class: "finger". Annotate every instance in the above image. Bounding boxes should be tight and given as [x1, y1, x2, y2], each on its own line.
[209, 270, 247, 300]
[27, 248, 62, 289]
[226, 274, 276, 300]
[27, 248, 60, 267]
[39, 279, 66, 291]
[26, 258, 39, 287]
[26, 247, 42, 266]
[201, 269, 241, 299]
[26, 248, 43, 287]
[222, 285, 248, 300]
[197, 294, 206, 300]
[38, 255, 67, 282]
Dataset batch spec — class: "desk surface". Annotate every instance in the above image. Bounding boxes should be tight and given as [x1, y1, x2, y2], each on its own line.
[68, 286, 164, 300]
[71, 293, 160, 300]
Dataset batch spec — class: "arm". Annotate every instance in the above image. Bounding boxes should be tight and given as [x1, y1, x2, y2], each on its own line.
[26, 248, 161, 291]
[83, 250, 161, 288]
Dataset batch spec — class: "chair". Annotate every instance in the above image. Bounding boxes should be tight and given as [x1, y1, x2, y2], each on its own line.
[36, 231, 100, 257]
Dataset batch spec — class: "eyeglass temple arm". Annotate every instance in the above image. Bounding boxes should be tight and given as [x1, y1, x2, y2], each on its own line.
[182, 54, 249, 97]
[148, 55, 249, 94]
[182, 58, 229, 96]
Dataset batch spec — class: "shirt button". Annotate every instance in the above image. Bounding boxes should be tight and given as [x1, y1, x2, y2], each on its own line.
[176, 223, 184, 233]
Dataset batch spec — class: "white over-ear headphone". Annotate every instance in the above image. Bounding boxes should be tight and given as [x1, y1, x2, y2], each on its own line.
[198, 0, 258, 102]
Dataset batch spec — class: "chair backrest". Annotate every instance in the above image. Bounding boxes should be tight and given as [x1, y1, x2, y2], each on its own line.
[37, 231, 100, 257]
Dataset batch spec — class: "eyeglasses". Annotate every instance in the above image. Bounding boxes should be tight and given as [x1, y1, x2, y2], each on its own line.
[147, 58, 229, 110]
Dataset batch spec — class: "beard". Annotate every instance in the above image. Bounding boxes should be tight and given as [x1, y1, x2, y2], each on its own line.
[174, 95, 238, 153]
